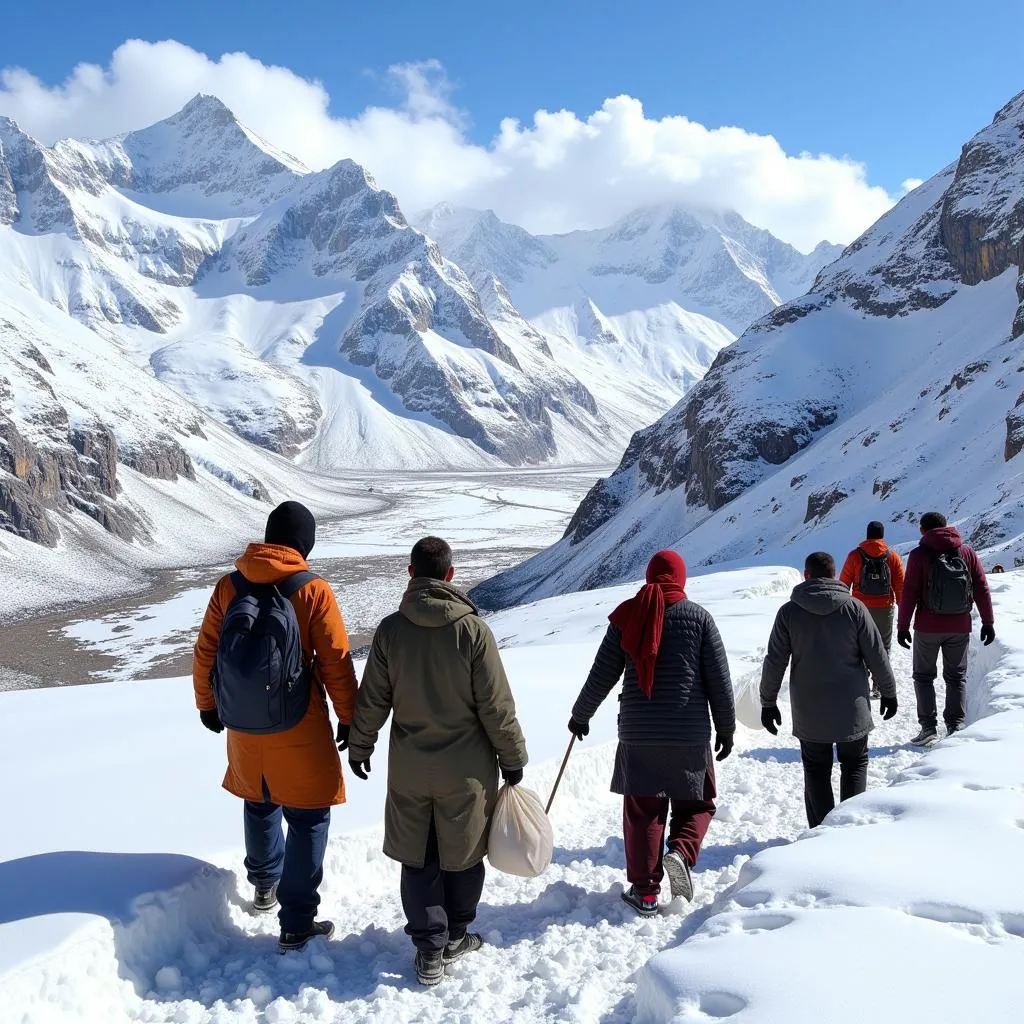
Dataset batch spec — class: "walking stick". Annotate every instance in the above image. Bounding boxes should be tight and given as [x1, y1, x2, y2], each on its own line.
[545, 735, 577, 815]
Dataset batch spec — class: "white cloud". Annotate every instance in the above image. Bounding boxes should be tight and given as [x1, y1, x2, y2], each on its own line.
[0, 40, 901, 251]
[901, 177, 925, 193]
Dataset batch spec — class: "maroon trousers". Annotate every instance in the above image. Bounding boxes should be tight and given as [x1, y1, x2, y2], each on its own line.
[622, 767, 717, 897]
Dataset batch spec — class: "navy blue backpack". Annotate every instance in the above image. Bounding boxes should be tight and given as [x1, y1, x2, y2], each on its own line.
[213, 570, 318, 734]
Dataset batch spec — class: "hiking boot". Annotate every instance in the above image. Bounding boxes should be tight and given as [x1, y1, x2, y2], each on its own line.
[910, 727, 939, 747]
[252, 881, 279, 914]
[663, 851, 694, 902]
[621, 886, 659, 918]
[277, 920, 335, 953]
[415, 949, 445, 986]
[946, 722, 964, 737]
[443, 932, 483, 964]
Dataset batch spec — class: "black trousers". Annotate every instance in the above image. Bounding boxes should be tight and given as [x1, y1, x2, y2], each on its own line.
[799, 737, 869, 829]
[400, 817, 486, 954]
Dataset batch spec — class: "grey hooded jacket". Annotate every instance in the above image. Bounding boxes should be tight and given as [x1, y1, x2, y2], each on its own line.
[760, 578, 897, 743]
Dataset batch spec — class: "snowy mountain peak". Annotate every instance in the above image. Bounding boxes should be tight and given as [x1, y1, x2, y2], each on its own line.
[473, 86, 1024, 608]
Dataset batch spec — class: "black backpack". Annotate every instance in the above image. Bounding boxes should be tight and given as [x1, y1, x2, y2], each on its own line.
[858, 549, 892, 598]
[925, 549, 973, 615]
[213, 570, 318, 734]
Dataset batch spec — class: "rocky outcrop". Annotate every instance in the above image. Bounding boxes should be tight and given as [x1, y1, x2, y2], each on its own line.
[0, 412, 146, 546]
[0, 142, 17, 225]
[1005, 392, 1024, 461]
[804, 485, 848, 524]
[120, 439, 195, 482]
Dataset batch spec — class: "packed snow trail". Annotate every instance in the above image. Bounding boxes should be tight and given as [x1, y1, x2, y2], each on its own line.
[109, 646, 921, 1024]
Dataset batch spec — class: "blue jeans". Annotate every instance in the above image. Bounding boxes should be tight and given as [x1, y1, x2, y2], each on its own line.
[243, 800, 331, 934]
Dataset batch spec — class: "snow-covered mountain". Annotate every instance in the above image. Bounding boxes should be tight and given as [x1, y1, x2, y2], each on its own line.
[418, 203, 840, 428]
[0, 95, 837, 550]
[473, 89, 1024, 609]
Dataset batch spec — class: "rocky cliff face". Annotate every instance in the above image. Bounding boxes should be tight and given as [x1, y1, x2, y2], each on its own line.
[473, 88, 1024, 609]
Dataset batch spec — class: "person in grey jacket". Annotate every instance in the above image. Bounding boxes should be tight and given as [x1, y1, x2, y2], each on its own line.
[569, 550, 735, 917]
[760, 551, 898, 829]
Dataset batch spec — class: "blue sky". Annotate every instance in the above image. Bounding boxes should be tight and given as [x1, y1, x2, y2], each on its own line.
[2, 0, 1022, 248]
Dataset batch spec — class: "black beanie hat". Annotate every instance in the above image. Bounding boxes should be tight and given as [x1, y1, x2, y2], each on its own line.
[265, 501, 316, 558]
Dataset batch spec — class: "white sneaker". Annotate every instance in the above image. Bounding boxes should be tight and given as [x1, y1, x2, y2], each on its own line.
[663, 851, 694, 901]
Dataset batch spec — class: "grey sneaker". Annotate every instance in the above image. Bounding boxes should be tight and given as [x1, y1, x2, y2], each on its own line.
[253, 881, 279, 914]
[443, 932, 483, 964]
[278, 920, 335, 953]
[621, 886, 659, 917]
[910, 727, 939, 747]
[663, 851, 694, 902]
[415, 949, 445, 985]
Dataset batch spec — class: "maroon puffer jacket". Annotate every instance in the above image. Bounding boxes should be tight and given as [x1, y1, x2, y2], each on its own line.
[897, 526, 994, 634]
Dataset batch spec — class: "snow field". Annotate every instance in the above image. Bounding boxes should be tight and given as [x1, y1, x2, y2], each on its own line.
[0, 566, 947, 1023]
[635, 572, 1024, 1023]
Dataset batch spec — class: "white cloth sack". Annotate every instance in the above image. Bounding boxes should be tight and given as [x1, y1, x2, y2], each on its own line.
[734, 670, 765, 730]
[487, 783, 554, 877]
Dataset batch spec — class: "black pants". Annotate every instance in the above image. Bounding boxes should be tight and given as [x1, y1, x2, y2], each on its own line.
[799, 737, 869, 829]
[400, 817, 486, 954]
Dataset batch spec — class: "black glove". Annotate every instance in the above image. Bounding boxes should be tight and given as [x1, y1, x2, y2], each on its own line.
[568, 718, 590, 741]
[897, 629, 913, 650]
[501, 766, 524, 786]
[981, 624, 995, 646]
[761, 705, 782, 735]
[879, 695, 898, 720]
[200, 708, 224, 734]
[336, 722, 350, 751]
[714, 733, 734, 761]
[349, 757, 371, 780]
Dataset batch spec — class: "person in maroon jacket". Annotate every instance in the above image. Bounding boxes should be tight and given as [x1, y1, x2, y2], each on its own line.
[897, 512, 995, 746]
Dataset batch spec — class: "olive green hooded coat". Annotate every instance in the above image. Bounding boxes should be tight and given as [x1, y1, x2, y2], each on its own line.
[349, 578, 528, 871]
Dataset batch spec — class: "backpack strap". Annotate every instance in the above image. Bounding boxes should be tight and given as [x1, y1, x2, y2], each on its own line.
[230, 570, 252, 597]
[277, 570, 320, 599]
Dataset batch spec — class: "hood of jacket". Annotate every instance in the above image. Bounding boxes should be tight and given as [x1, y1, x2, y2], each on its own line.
[235, 543, 309, 584]
[400, 577, 478, 628]
[857, 539, 890, 558]
[921, 526, 963, 553]
[791, 578, 855, 616]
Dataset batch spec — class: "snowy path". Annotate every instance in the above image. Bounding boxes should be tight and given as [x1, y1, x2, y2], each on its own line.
[114, 647, 923, 1024]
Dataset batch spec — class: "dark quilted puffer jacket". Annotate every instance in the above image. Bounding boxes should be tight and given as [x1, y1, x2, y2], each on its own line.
[572, 600, 735, 744]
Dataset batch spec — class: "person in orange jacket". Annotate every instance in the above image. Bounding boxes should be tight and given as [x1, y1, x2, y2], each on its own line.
[193, 501, 357, 952]
[839, 521, 905, 696]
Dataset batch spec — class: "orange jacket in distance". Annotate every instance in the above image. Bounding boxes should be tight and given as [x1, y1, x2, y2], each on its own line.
[839, 540, 905, 609]
[193, 543, 358, 809]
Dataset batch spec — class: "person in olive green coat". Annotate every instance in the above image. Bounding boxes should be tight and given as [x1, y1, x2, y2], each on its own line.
[348, 536, 528, 985]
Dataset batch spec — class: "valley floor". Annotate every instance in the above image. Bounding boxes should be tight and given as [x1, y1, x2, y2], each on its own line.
[0, 468, 600, 689]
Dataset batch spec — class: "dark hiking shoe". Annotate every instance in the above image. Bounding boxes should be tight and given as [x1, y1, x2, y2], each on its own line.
[946, 722, 964, 737]
[621, 886, 659, 917]
[443, 932, 483, 964]
[910, 727, 939, 747]
[252, 881, 279, 914]
[663, 852, 694, 902]
[277, 920, 335, 953]
[415, 950, 445, 986]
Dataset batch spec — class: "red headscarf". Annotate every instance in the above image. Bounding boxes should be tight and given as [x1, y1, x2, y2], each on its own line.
[609, 550, 687, 699]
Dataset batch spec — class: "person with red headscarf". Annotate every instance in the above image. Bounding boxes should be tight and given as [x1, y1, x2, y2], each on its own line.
[569, 550, 735, 917]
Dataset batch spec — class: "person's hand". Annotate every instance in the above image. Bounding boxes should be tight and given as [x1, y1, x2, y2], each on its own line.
[199, 708, 224, 734]
[879, 696, 898, 720]
[336, 722, 350, 751]
[349, 757, 371, 780]
[714, 733, 734, 761]
[761, 706, 782, 735]
[568, 718, 590, 741]
[981, 624, 996, 646]
[501, 767, 524, 786]
[897, 629, 913, 650]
